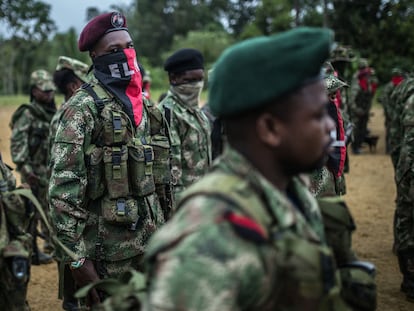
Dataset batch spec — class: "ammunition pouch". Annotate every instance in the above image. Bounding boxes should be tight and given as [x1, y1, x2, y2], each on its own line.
[339, 261, 377, 311]
[318, 197, 357, 266]
[101, 196, 139, 227]
[128, 141, 156, 197]
[274, 234, 343, 309]
[85, 145, 105, 200]
[103, 145, 130, 199]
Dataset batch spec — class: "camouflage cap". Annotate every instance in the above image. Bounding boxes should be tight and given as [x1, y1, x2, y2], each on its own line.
[56, 56, 89, 82]
[324, 74, 348, 94]
[30, 69, 56, 91]
[358, 58, 369, 69]
[391, 67, 403, 76]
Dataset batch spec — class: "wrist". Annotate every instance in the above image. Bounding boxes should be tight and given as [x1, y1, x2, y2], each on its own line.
[69, 257, 86, 270]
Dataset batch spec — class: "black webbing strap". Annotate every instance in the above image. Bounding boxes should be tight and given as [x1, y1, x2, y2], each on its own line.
[81, 83, 105, 113]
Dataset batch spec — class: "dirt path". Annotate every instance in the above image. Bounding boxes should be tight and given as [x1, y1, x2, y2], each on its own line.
[0, 105, 412, 310]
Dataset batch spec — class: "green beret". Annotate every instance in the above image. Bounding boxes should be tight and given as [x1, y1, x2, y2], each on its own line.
[209, 27, 334, 118]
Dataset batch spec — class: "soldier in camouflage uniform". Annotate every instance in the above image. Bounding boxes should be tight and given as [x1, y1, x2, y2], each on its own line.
[143, 28, 376, 311]
[393, 76, 414, 302]
[378, 68, 404, 155]
[50, 56, 89, 311]
[48, 12, 170, 308]
[159, 48, 212, 203]
[50, 56, 89, 165]
[0, 152, 33, 310]
[348, 59, 378, 154]
[309, 68, 348, 197]
[9, 69, 56, 265]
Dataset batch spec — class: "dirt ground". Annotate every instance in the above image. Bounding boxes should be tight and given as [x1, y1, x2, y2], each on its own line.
[0, 104, 412, 311]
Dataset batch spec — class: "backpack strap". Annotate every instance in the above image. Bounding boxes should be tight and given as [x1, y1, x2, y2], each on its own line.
[178, 172, 270, 243]
[81, 83, 106, 113]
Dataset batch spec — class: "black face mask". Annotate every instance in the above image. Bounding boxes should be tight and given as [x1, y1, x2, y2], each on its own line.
[93, 48, 143, 127]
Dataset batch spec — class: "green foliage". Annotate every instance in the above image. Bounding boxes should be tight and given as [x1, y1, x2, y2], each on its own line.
[167, 30, 234, 70]
[1, 0, 414, 95]
[0, 95, 28, 107]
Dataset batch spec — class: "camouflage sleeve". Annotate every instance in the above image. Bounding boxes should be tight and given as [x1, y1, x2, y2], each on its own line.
[48, 95, 96, 260]
[10, 108, 33, 173]
[145, 196, 276, 311]
[47, 109, 63, 169]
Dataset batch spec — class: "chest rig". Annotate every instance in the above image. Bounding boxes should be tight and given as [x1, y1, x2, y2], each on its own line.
[82, 83, 172, 228]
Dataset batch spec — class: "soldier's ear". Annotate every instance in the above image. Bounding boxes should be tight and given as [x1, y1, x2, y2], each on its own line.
[256, 113, 281, 147]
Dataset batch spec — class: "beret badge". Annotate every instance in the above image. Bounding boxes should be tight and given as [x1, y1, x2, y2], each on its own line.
[111, 12, 125, 28]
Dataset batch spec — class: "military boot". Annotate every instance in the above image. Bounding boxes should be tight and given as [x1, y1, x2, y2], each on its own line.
[397, 249, 414, 302]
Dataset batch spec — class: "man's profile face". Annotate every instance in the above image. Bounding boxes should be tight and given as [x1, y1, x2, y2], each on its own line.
[277, 80, 335, 174]
[91, 30, 134, 59]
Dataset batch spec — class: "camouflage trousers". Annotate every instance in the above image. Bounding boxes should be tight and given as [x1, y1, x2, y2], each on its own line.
[0, 263, 31, 311]
[395, 168, 414, 251]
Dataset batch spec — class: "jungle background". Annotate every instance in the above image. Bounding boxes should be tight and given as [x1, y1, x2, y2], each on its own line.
[1, 0, 414, 310]
[1, 0, 414, 95]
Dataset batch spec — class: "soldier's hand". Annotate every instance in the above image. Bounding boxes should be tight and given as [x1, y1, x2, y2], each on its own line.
[71, 259, 101, 306]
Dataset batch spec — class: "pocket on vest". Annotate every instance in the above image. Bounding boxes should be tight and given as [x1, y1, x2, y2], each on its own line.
[128, 144, 156, 196]
[103, 145, 130, 199]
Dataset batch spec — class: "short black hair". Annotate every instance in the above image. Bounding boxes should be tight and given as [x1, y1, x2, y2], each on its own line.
[53, 68, 81, 97]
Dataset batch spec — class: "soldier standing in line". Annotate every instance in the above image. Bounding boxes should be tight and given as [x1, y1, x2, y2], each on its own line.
[48, 12, 170, 308]
[143, 27, 376, 311]
[50, 56, 89, 311]
[348, 58, 377, 154]
[393, 76, 414, 302]
[309, 69, 349, 197]
[158, 48, 212, 203]
[0, 152, 34, 310]
[9, 69, 56, 265]
[378, 67, 405, 155]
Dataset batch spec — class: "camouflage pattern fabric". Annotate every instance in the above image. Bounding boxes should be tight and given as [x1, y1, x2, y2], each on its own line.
[10, 100, 56, 213]
[0, 157, 33, 311]
[159, 90, 212, 202]
[379, 81, 395, 153]
[348, 68, 377, 151]
[56, 56, 89, 82]
[30, 69, 56, 92]
[309, 166, 338, 198]
[48, 73, 165, 269]
[388, 77, 414, 170]
[394, 91, 414, 252]
[144, 146, 351, 311]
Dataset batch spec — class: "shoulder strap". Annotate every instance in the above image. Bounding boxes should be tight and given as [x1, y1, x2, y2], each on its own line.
[179, 172, 269, 242]
[81, 83, 106, 113]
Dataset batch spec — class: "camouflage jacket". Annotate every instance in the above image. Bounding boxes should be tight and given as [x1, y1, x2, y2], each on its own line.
[48, 73, 165, 262]
[0, 156, 33, 263]
[388, 77, 414, 155]
[396, 86, 414, 181]
[348, 71, 376, 119]
[48, 100, 70, 169]
[10, 100, 55, 177]
[159, 91, 211, 201]
[144, 146, 348, 311]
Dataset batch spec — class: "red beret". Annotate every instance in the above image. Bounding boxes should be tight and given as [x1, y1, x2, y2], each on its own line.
[78, 12, 128, 52]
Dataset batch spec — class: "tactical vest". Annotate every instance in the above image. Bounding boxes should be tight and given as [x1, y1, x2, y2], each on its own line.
[178, 173, 349, 311]
[81, 83, 173, 226]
